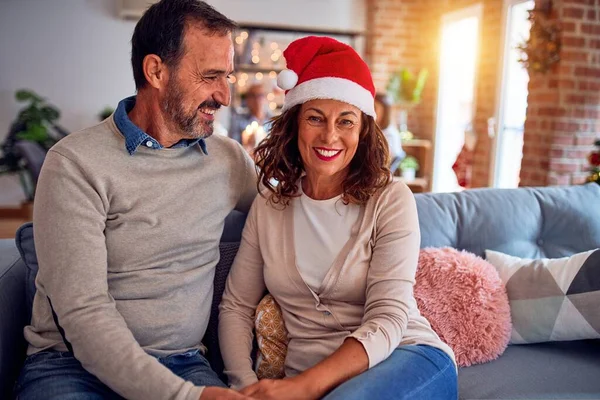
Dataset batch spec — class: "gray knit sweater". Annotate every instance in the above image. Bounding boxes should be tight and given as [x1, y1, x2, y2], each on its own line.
[25, 116, 257, 400]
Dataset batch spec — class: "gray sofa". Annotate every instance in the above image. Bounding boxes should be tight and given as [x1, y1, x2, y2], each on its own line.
[1, 184, 600, 399]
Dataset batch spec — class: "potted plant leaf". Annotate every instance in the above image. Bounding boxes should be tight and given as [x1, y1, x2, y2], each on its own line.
[99, 106, 115, 121]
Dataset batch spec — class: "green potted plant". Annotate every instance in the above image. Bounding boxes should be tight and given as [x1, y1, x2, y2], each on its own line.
[12, 89, 65, 148]
[399, 155, 420, 181]
[0, 89, 67, 201]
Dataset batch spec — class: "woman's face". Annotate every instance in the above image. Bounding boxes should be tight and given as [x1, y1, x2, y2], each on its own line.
[297, 99, 362, 182]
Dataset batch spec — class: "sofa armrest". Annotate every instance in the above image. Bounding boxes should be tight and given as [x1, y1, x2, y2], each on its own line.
[0, 239, 28, 398]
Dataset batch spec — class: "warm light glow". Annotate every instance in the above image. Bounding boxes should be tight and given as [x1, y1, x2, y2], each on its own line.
[269, 102, 277, 110]
[271, 54, 280, 62]
[267, 93, 275, 101]
[270, 42, 278, 50]
[252, 56, 260, 64]
[269, 71, 277, 79]
[238, 80, 246, 87]
[255, 72, 263, 80]
[228, 75, 237, 84]
[240, 31, 248, 39]
[235, 36, 243, 45]
[251, 49, 259, 56]
[241, 73, 248, 80]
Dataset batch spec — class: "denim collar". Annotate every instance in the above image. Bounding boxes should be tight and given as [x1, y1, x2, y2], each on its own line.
[113, 96, 207, 156]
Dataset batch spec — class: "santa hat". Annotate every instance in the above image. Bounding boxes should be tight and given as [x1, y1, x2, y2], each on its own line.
[277, 36, 376, 118]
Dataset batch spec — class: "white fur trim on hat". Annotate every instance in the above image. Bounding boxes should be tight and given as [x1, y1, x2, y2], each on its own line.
[281, 77, 376, 118]
[277, 69, 299, 90]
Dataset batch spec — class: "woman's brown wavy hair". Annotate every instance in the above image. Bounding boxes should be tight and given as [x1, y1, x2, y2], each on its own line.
[254, 104, 391, 207]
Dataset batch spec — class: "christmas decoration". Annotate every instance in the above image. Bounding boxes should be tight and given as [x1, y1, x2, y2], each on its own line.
[586, 139, 600, 185]
[517, 2, 561, 74]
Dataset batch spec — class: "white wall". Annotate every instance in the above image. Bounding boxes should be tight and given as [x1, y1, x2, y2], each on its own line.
[0, 0, 137, 142]
[0, 0, 366, 143]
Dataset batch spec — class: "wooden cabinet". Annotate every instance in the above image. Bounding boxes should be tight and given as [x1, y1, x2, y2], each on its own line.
[395, 139, 432, 193]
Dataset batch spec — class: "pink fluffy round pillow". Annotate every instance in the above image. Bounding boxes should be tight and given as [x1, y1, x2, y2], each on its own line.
[415, 247, 511, 367]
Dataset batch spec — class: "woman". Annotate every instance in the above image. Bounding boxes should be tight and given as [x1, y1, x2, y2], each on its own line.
[219, 36, 456, 400]
[374, 93, 406, 164]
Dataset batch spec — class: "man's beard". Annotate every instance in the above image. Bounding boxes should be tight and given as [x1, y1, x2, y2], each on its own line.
[161, 76, 220, 140]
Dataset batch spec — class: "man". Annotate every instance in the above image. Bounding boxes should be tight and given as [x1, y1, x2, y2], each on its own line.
[230, 83, 271, 144]
[14, 1, 257, 399]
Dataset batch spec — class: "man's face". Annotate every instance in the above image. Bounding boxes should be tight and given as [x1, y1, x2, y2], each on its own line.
[160, 24, 234, 139]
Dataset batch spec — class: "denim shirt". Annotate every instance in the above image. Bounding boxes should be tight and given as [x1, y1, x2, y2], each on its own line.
[113, 96, 207, 155]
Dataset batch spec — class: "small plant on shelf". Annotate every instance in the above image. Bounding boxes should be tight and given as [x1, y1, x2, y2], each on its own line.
[399, 155, 420, 181]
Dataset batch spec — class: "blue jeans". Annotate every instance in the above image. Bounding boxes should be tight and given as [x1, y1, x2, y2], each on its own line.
[14, 349, 226, 399]
[323, 345, 457, 400]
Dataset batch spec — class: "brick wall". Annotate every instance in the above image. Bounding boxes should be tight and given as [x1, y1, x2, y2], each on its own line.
[520, 0, 600, 186]
[365, 0, 426, 135]
[367, 0, 600, 189]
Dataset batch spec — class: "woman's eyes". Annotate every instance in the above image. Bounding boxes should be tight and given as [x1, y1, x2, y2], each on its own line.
[306, 116, 356, 128]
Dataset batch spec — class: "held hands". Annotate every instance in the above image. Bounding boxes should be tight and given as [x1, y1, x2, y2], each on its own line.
[200, 386, 257, 400]
[240, 376, 320, 400]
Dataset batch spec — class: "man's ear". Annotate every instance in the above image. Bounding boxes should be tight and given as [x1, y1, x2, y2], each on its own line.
[142, 54, 167, 89]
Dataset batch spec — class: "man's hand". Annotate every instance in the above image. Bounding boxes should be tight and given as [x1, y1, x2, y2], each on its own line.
[240, 377, 318, 400]
[200, 386, 257, 400]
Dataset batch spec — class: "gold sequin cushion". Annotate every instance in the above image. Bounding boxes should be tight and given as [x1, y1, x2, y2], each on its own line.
[254, 294, 289, 379]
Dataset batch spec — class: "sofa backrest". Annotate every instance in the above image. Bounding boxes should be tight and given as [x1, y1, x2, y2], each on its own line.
[416, 183, 600, 259]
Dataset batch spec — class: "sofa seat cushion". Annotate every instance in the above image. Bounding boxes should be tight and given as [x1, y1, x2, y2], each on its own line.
[458, 339, 600, 399]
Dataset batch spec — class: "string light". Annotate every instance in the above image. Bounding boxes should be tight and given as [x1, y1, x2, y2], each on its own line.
[269, 71, 277, 79]
[252, 56, 260, 64]
[269, 102, 277, 110]
[228, 75, 237, 84]
[235, 36, 243, 45]
[267, 93, 275, 101]
[241, 73, 248, 80]
[255, 72, 263, 81]
[240, 31, 248, 39]
[270, 42, 278, 50]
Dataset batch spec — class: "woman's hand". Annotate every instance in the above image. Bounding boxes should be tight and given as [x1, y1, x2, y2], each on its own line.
[240, 376, 319, 400]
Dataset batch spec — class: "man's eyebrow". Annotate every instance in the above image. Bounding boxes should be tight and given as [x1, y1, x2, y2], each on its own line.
[203, 69, 233, 75]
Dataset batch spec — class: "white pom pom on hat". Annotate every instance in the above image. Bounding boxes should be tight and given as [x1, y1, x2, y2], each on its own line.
[277, 69, 299, 90]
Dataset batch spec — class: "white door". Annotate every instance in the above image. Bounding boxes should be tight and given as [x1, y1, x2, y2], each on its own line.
[490, 0, 534, 188]
[433, 4, 482, 193]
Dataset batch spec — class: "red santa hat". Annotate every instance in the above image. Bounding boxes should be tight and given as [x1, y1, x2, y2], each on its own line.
[277, 36, 376, 118]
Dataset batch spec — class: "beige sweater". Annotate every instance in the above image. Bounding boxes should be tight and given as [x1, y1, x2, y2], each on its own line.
[219, 181, 455, 390]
